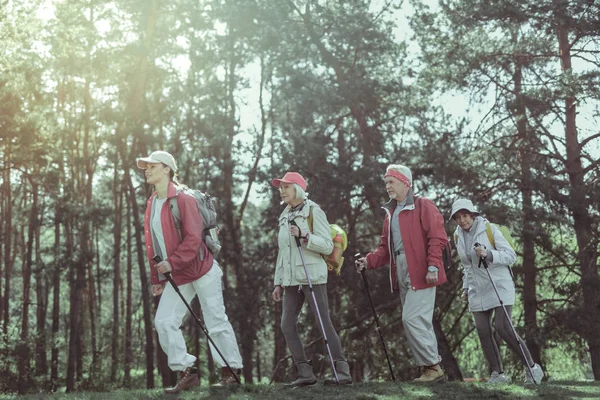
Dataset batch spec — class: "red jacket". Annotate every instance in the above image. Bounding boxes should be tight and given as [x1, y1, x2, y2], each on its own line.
[144, 181, 213, 286]
[366, 193, 448, 292]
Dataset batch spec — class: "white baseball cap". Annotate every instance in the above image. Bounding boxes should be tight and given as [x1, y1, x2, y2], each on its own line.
[136, 151, 177, 172]
[450, 198, 480, 220]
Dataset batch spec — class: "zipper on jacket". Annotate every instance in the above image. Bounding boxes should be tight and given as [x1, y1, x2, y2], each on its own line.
[382, 206, 394, 293]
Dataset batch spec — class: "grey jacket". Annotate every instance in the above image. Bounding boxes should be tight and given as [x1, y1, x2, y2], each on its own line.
[454, 216, 517, 312]
[274, 199, 334, 287]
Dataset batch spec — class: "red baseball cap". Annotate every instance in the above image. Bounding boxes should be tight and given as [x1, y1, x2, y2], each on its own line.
[271, 172, 307, 191]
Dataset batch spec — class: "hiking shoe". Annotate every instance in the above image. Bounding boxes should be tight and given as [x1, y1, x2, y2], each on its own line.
[413, 364, 445, 383]
[524, 363, 544, 386]
[164, 367, 199, 394]
[324, 360, 353, 386]
[286, 361, 317, 388]
[212, 367, 242, 386]
[488, 371, 510, 384]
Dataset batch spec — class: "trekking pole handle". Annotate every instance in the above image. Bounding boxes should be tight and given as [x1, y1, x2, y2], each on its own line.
[474, 243, 489, 270]
[355, 253, 369, 288]
[153, 255, 178, 288]
[290, 220, 302, 247]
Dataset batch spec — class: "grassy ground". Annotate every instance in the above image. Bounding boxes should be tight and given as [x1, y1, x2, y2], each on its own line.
[1, 381, 599, 400]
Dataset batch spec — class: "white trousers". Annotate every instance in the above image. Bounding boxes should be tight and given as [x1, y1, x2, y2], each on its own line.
[396, 253, 441, 367]
[154, 261, 243, 371]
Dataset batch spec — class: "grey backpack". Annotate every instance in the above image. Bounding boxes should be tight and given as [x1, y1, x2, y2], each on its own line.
[169, 186, 221, 260]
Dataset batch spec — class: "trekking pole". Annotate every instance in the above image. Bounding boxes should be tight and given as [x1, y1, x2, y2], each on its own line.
[474, 244, 536, 384]
[355, 253, 396, 381]
[290, 220, 340, 385]
[153, 255, 241, 384]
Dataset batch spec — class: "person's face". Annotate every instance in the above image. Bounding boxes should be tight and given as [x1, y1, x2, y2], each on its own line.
[385, 177, 409, 201]
[144, 162, 170, 185]
[454, 210, 475, 231]
[279, 183, 297, 205]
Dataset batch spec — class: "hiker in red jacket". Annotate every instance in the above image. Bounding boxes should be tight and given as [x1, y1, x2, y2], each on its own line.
[138, 150, 243, 393]
[356, 164, 447, 382]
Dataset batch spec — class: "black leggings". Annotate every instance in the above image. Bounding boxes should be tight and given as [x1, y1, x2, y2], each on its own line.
[473, 306, 534, 373]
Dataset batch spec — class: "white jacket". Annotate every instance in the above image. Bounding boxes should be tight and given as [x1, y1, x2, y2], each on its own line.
[274, 200, 334, 287]
[454, 216, 517, 312]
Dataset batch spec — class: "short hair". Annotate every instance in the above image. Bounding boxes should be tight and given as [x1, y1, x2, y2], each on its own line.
[452, 210, 479, 220]
[293, 183, 308, 200]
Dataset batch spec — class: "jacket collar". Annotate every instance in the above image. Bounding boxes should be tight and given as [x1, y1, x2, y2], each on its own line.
[279, 199, 312, 219]
[456, 216, 488, 236]
[382, 190, 416, 213]
[149, 181, 180, 203]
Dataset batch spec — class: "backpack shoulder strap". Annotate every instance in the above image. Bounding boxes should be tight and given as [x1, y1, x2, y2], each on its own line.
[169, 192, 183, 242]
[485, 221, 496, 249]
[307, 205, 314, 234]
[454, 232, 459, 244]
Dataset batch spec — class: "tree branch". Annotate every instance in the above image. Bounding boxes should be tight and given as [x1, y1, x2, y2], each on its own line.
[238, 56, 268, 221]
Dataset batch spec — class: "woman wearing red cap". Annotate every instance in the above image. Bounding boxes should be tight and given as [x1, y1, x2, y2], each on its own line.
[271, 172, 352, 387]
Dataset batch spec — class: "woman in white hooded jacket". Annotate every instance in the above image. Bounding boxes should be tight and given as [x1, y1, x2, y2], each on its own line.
[451, 199, 543, 386]
[270, 172, 352, 387]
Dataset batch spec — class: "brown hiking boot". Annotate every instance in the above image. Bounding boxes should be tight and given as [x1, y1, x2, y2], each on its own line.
[164, 367, 199, 394]
[212, 367, 241, 386]
[413, 364, 445, 383]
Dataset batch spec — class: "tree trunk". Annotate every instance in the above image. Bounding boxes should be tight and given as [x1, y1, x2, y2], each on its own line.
[3, 145, 12, 335]
[193, 298, 202, 385]
[256, 349, 261, 382]
[271, 301, 287, 383]
[433, 318, 462, 381]
[66, 216, 85, 392]
[19, 183, 38, 393]
[512, 60, 542, 365]
[111, 165, 123, 383]
[122, 160, 155, 388]
[34, 187, 48, 377]
[116, 0, 161, 386]
[123, 199, 133, 387]
[86, 247, 98, 378]
[207, 338, 215, 384]
[50, 207, 61, 391]
[556, 17, 600, 379]
[219, 32, 252, 383]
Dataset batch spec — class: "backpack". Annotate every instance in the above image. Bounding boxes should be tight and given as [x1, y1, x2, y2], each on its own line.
[307, 206, 347, 275]
[453, 222, 515, 252]
[169, 186, 221, 261]
[453, 221, 515, 277]
[415, 197, 453, 269]
[485, 222, 516, 251]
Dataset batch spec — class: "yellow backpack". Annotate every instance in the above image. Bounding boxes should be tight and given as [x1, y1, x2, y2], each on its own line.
[307, 207, 347, 275]
[454, 222, 515, 251]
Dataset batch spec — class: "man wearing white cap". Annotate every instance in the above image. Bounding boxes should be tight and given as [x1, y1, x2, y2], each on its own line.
[356, 164, 448, 382]
[137, 151, 243, 392]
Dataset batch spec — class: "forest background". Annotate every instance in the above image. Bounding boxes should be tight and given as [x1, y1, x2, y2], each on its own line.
[1, 0, 599, 395]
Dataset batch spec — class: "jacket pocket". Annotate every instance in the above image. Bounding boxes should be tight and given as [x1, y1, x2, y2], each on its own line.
[495, 279, 514, 292]
[294, 262, 326, 283]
